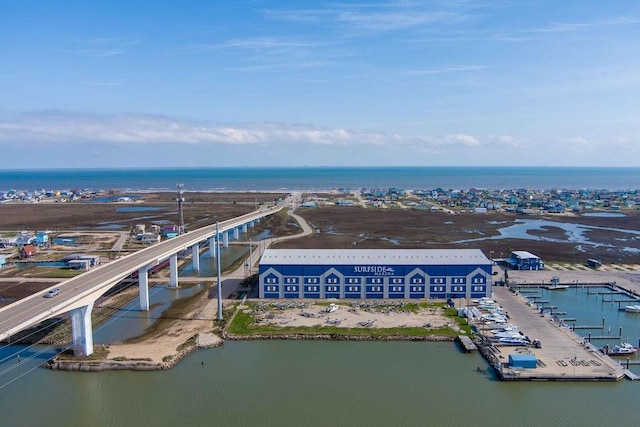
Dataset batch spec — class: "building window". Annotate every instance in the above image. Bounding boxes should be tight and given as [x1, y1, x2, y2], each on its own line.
[266, 285, 278, 292]
[326, 277, 338, 284]
[266, 277, 277, 284]
[431, 278, 444, 284]
[391, 278, 403, 284]
[347, 286, 360, 292]
[347, 277, 360, 284]
[391, 286, 403, 292]
[411, 277, 423, 284]
[285, 277, 298, 284]
[326, 286, 339, 292]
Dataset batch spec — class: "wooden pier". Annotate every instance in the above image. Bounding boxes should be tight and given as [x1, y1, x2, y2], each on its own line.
[456, 335, 477, 353]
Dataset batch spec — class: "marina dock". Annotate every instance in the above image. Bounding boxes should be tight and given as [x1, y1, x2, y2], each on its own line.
[479, 287, 627, 381]
[456, 335, 477, 353]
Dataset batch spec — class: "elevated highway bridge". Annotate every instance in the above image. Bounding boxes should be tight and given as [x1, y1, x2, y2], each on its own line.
[0, 206, 282, 356]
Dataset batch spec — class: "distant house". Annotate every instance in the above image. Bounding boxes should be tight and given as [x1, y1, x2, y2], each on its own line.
[19, 244, 37, 259]
[508, 251, 544, 270]
[36, 232, 50, 246]
[64, 254, 101, 267]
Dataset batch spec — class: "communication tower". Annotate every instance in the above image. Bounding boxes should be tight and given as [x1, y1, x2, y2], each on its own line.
[176, 183, 185, 235]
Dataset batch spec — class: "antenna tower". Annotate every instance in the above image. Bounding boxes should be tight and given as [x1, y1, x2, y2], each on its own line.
[176, 183, 185, 235]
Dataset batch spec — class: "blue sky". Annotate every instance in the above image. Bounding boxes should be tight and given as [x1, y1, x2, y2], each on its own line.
[1, 0, 640, 168]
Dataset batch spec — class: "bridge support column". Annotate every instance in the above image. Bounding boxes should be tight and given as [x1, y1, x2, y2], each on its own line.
[234, 227, 240, 240]
[208, 236, 216, 258]
[249, 220, 255, 228]
[169, 253, 178, 287]
[138, 267, 149, 311]
[191, 244, 200, 271]
[223, 232, 229, 248]
[71, 302, 94, 356]
[242, 224, 248, 233]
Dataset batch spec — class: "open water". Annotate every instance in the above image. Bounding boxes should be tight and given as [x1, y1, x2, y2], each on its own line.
[1, 166, 639, 192]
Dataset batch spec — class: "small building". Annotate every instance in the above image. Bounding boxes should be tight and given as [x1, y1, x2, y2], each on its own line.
[68, 259, 91, 270]
[19, 244, 37, 259]
[508, 251, 544, 270]
[508, 354, 537, 369]
[163, 226, 179, 238]
[64, 254, 101, 267]
[35, 232, 49, 247]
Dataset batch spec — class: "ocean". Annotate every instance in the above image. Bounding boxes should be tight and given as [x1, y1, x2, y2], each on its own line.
[1, 166, 639, 192]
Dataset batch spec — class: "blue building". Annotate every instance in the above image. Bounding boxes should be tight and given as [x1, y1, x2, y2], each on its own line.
[508, 251, 544, 270]
[259, 249, 492, 300]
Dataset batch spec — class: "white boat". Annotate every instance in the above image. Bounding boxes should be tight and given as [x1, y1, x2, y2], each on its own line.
[546, 284, 569, 290]
[326, 303, 339, 313]
[495, 331, 524, 339]
[546, 276, 568, 290]
[498, 337, 530, 346]
[624, 305, 640, 313]
[605, 342, 638, 356]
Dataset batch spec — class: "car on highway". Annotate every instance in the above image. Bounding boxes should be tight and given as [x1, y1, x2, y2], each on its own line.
[44, 288, 60, 298]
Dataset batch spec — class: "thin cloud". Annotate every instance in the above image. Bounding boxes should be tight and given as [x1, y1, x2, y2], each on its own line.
[401, 65, 488, 75]
[0, 112, 505, 151]
[64, 36, 141, 57]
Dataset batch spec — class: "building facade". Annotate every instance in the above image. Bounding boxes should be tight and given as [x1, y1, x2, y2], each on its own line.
[508, 251, 544, 270]
[259, 249, 492, 300]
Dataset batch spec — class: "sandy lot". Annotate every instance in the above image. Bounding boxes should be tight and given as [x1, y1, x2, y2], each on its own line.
[243, 301, 457, 331]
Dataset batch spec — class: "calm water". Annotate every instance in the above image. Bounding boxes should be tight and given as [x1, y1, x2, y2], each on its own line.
[1, 166, 639, 191]
[1, 341, 640, 426]
[526, 286, 640, 363]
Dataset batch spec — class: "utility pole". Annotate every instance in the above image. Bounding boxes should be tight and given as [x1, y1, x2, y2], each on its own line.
[216, 222, 223, 321]
[176, 184, 185, 235]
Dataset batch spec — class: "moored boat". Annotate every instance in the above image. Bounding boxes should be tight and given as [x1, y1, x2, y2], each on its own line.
[326, 303, 339, 313]
[498, 337, 530, 346]
[603, 342, 638, 356]
[624, 305, 640, 313]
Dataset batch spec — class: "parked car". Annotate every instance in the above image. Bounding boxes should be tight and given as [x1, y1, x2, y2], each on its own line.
[44, 288, 60, 298]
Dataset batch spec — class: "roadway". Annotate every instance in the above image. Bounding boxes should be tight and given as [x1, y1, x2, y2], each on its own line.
[0, 206, 282, 342]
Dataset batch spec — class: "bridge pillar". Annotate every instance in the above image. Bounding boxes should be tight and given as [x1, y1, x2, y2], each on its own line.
[71, 302, 94, 356]
[138, 267, 149, 311]
[234, 227, 240, 240]
[208, 236, 216, 258]
[242, 224, 248, 233]
[223, 232, 229, 248]
[169, 253, 178, 287]
[191, 244, 200, 271]
[249, 220, 255, 228]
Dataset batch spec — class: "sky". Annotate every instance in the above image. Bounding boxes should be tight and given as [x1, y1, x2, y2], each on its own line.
[1, 0, 640, 168]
